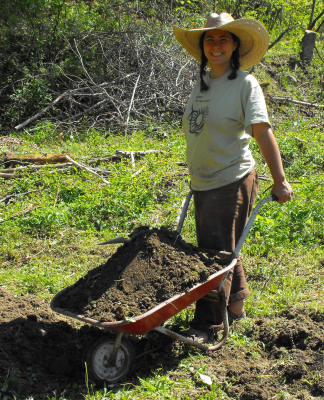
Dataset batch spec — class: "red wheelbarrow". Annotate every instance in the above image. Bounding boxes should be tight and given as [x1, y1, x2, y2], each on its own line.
[50, 194, 277, 383]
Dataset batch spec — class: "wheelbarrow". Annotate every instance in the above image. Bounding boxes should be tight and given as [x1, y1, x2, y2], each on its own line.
[50, 193, 277, 384]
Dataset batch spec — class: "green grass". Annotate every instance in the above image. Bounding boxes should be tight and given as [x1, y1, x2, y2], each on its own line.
[1, 75, 323, 400]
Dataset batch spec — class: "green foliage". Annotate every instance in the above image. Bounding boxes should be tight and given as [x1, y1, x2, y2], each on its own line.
[1, 0, 323, 132]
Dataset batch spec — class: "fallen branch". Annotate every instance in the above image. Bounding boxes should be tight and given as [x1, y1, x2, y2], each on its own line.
[268, 28, 292, 50]
[314, 45, 324, 64]
[132, 166, 144, 177]
[0, 205, 40, 224]
[65, 155, 110, 184]
[0, 172, 16, 179]
[0, 163, 72, 174]
[88, 149, 164, 164]
[125, 75, 140, 135]
[269, 96, 324, 108]
[14, 92, 69, 130]
[0, 190, 39, 204]
[115, 149, 163, 159]
[3, 153, 71, 166]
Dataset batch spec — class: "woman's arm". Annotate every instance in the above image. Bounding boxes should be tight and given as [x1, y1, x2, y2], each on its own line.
[252, 122, 293, 203]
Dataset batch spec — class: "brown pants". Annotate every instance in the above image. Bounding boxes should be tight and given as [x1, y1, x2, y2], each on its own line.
[191, 169, 258, 329]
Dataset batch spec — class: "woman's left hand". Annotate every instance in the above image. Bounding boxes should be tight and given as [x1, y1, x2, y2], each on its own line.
[271, 179, 293, 203]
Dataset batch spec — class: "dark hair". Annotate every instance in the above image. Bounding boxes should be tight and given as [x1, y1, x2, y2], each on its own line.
[199, 32, 241, 91]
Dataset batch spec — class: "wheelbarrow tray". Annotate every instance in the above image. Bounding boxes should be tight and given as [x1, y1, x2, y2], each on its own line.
[50, 259, 236, 335]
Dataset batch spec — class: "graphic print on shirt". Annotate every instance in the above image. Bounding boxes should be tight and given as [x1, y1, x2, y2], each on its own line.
[188, 104, 208, 135]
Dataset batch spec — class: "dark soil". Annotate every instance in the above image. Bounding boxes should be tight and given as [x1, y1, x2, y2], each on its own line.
[52, 227, 227, 321]
[1, 287, 323, 400]
[0, 227, 323, 399]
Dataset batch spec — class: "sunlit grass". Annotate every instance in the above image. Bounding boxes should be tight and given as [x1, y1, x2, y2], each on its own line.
[0, 110, 323, 400]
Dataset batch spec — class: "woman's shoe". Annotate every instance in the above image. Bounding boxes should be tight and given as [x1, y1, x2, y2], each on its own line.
[228, 309, 246, 325]
[183, 328, 209, 344]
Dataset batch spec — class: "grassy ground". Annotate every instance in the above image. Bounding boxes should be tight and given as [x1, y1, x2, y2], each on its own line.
[0, 59, 323, 399]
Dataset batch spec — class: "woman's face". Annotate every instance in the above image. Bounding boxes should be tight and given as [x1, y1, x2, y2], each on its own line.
[203, 29, 237, 70]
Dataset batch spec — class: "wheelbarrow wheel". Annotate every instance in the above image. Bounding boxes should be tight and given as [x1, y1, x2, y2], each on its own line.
[86, 337, 135, 384]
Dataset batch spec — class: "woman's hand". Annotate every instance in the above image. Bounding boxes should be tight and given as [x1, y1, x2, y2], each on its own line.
[271, 179, 293, 204]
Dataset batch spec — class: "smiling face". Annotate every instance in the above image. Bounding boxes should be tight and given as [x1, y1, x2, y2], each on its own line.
[203, 29, 237, 75]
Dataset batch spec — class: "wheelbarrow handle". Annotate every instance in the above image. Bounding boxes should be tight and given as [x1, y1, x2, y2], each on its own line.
[176, 191, 278, 256]
[233, 194, 278, 257]
[176, 190, 193, 234]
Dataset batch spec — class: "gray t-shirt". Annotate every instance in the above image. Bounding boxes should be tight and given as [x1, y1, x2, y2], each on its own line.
[183, 70, 270, 191]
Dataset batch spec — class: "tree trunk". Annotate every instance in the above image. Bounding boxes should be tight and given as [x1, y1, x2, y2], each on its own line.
[300, 30, 317, 63]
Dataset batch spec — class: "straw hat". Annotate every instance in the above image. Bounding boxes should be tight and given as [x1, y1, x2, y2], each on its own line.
[173, 12, 269, 70]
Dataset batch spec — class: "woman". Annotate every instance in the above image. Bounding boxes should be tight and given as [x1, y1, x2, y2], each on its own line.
[173, 13, 293, 342]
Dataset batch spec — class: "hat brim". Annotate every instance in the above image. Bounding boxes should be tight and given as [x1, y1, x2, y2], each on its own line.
[173, 19, 269, 70]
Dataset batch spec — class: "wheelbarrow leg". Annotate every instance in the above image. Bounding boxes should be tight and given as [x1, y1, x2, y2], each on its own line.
[209, 271, 230, 350]
[154, 271, 231, 352]
[106, 331, 124, 366]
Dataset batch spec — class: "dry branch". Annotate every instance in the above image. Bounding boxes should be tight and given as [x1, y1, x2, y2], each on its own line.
[0, 190, 39, 204]
[115, 149, 163, 159]
[65, 155, 110, 184]
[12, 30, 195, 132]
[0, 205, 40, 224]
[0, 172, 16, 179]
[125, 75, 140, 135]
[0, 163, 73, 174]
[269, 96, 324, 108]
[3, 153, 71, 166]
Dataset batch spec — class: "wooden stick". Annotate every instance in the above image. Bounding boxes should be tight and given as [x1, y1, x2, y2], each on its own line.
[0, 172, 15, 179]
[65, 155, 110, 184]
[14, 92, 69, 130]
[0, 190, 39, 204]
[125, 75, 140, 135]
[0, 162, 110, 178]
[132, 166, 144, 177]
[115, 149, 163, 158]
[130, 151, 135, 168]
[0, 163, 72, 173]
[0, 205, 40, 224]
[269, 96, 324, 108]
[3, 153, 70, 165]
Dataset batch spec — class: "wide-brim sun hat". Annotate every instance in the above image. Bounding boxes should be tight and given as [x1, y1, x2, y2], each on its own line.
[173, 12, 270, 70]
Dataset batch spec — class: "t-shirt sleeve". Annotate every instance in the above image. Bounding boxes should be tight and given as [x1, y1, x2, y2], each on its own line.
[242, 75, 271, 135]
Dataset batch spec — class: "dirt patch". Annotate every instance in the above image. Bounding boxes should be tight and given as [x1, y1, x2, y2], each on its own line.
[0, 288, 103, 399]
[0, 292, 323, 399]
[52, 227, 226, 321]
[0, 227, 323, 399]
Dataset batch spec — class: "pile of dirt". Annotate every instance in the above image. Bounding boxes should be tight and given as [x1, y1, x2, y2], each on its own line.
[0, 288, 102, 399]
[52, 227, 227, 321]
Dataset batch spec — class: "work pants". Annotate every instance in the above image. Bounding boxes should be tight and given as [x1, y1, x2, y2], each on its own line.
[191, 169, 259, 330]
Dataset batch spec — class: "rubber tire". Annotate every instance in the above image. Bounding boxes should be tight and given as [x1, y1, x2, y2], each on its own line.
[86, 336, 135, 384]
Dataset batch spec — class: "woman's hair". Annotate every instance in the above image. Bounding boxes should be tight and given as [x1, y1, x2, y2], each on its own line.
[199, 32, 241, 91]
